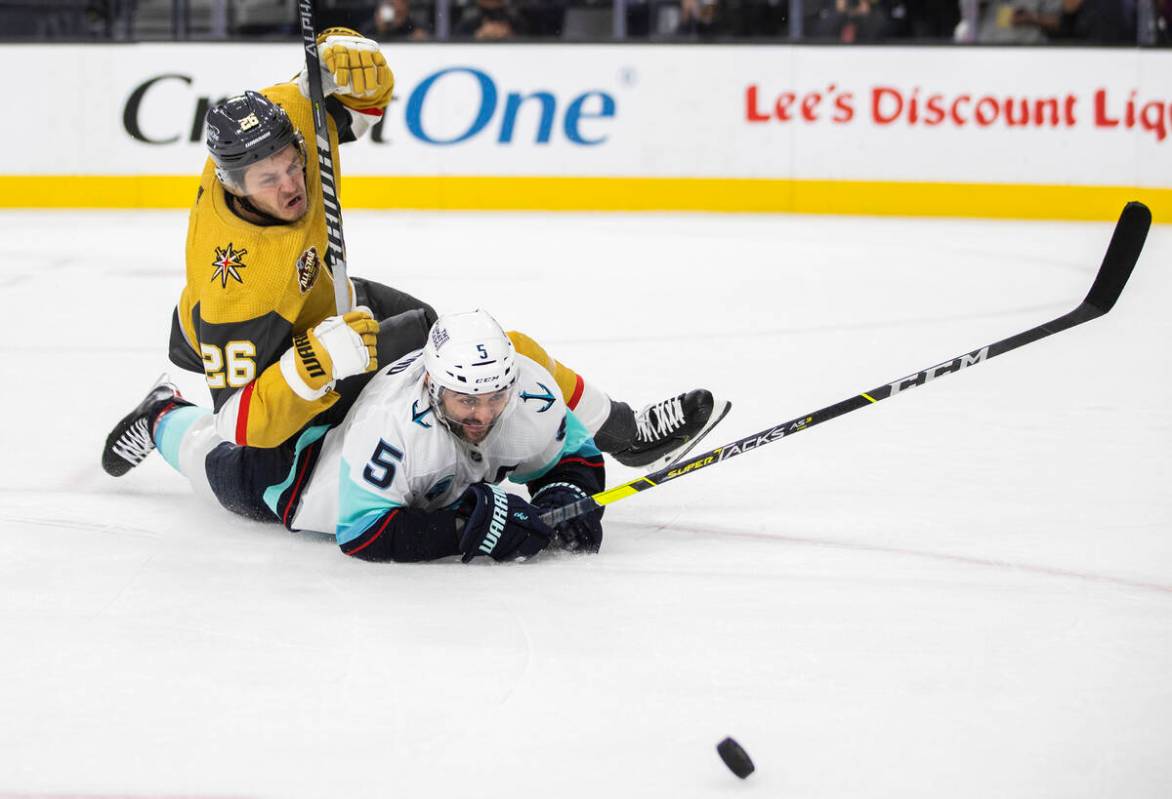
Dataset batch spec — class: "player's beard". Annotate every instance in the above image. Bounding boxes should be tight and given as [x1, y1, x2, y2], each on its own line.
[452, 415, 496, 444]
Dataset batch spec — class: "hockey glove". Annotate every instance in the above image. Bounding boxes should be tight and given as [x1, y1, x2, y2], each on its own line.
[457, 483, 555, 563]
[280, 308, 379, 401]
[314, 28, 394, 111]
[531, 482, 604, 553]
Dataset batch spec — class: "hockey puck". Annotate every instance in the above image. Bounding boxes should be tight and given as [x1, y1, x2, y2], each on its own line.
[716, 736, 755, 779]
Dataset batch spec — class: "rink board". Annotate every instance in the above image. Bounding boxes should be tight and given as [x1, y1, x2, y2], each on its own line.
[1, 43, 1170, 220]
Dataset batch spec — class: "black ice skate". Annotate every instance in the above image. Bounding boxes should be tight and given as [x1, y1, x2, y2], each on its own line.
[101, 376, 190, 477]
[611, 389, 731, 469]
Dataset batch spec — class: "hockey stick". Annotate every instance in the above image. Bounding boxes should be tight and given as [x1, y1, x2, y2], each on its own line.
[298, 0, 351, 314]
[539, 201, 1152, 527]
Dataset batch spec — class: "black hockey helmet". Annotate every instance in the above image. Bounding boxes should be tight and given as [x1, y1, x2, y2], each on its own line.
[206, 90, 303, 192]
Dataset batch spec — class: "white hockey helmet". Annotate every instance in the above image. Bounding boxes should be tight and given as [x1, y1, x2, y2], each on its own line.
[424, 310, 518, 436]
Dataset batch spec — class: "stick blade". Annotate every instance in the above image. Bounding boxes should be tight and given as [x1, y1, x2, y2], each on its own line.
[1083, 201, 1151, 315]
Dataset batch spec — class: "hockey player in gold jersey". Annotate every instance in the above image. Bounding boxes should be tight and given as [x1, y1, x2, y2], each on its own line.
[169, 30, 408, 449]
[114, 28, 729, 488]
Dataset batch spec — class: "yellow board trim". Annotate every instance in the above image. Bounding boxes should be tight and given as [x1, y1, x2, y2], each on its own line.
[1, 175, 1170, 222]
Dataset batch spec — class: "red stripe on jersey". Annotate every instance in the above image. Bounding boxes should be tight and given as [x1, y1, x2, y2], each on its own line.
[282, 450, 315, 527]
[558, 456, 604, 468]
[567, 374, 585, 410]
[357, 107, 384, 117]
[347, 509, 400, 557]
[234, 382, 255, 446]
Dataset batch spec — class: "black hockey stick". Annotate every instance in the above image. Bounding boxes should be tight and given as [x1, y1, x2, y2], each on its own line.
[298, 0, 351, 314]
[539, 201, 1152, 527]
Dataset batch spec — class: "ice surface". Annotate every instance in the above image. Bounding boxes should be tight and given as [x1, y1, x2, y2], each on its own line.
[0, 210, 1169, 798]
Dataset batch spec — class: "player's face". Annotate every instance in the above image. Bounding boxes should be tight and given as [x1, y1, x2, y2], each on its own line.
[440, 387, 511, 444]
[241, 144, 307, 222]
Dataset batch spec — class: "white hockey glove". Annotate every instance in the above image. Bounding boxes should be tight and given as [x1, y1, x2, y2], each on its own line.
[280, 308, 379, 401]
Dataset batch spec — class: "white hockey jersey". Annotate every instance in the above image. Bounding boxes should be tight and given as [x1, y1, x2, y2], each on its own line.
[287, 350, 597, 547]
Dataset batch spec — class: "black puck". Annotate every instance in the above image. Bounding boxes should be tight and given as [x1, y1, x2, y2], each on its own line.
[716, 736, 755, 779]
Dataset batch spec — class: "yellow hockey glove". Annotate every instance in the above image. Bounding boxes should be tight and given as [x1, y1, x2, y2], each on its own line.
[280, 308, 379, 401]
[317, 27, 394, 111]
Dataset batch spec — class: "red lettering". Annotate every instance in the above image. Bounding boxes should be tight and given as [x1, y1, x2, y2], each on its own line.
[800, 92, 822, 122]
[1095, 89, 1119, 129]
[924, 95, 945, 126]
[950, 95, 971, 127]
[907, 88, 920, 124]
[775, 92, 796, 121]
[745, 85, 770, 123]
[1064, 94, 1078, 127]
[832, 93, 855, 123]
[975, 97, 999, 126]
[1034, 98, 1060, 127]
[1140, 100, 1168, 141]
[1005, 98, 1030, 127]
[872, 87, 903, 125]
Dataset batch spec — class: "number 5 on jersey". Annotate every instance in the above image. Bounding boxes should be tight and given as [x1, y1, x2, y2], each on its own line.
[201, 341, 257, 389]
[364, 439, 404, 489]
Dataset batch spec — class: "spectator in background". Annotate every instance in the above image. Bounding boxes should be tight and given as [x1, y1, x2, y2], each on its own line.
[675, 0, 729, 39]
[362, 0, 431, 40]
[969, 0, 1064, 43]
[1053, 0, 1136, 42]
[811, 0, 893, 42]
[455, 0, 526, 39]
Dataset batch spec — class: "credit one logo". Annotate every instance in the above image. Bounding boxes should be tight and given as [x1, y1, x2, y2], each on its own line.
[123, 68, 617, 147]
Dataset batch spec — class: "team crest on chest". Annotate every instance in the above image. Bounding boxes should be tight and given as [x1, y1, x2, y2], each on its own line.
[211, 243, 247, 287]
[296, 247, 320, 293]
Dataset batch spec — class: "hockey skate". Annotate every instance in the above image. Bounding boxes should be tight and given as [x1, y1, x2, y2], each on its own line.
[101, 375, 189, 477]
[611, 389, 731, 469]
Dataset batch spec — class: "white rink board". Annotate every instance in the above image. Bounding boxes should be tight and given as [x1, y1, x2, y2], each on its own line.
[2, 44, 1171, 187]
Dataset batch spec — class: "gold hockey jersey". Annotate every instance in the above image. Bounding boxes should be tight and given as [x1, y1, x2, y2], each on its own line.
[171, 82, 363, 448]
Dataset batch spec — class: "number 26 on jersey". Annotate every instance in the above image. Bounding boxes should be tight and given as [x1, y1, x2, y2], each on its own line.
[201, 341, 256, 389]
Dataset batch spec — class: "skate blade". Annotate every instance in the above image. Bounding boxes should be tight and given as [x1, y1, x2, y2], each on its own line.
[657, 399, 732, 470]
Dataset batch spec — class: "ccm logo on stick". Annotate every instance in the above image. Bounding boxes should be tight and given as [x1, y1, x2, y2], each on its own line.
[888, 347, 989, 396]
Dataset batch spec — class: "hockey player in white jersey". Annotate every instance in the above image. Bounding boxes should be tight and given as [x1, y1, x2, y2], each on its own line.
[101, 310, 606, 562]
[291, 308, 605, 560]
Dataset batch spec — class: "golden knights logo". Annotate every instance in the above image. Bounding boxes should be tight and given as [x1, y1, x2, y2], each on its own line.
[296, 247, 320, 294]
[211, 243, 247, 287]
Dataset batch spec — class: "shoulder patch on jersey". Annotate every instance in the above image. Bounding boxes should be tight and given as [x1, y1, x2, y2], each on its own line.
[211, 243, 248, 287]
[296, 247, 320, 294]
[520, 381, 557, 413]
[411, 399, 434, 428]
